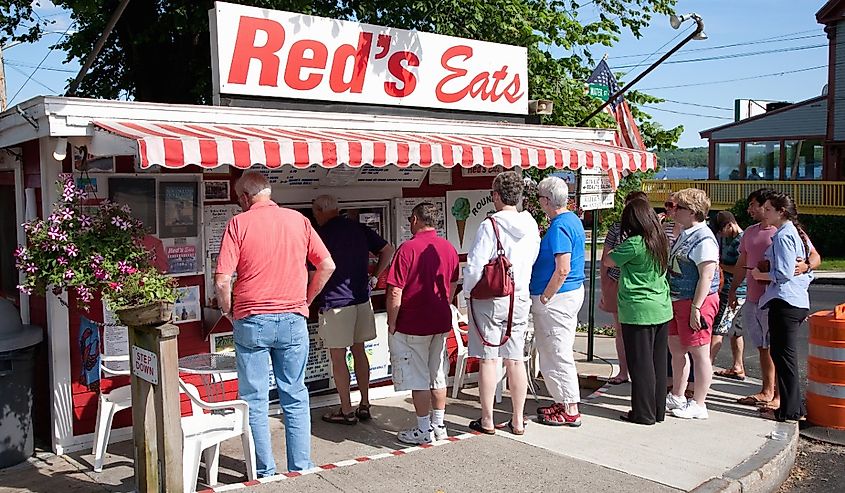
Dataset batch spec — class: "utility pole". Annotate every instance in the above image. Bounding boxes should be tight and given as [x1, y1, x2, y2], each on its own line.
[0, 45, 7, 111]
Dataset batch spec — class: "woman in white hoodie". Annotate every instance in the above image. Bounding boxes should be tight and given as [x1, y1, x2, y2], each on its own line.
[464, 171, 541, 435]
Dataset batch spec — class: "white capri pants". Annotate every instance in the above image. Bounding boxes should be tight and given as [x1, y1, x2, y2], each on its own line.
[531, 286, 585, 404]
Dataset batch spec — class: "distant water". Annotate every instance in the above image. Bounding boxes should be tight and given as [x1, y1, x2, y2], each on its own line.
[653, 167, 708, 180]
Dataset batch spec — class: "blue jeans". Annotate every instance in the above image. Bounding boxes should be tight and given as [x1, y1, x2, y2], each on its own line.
[234, 313, 313, 476]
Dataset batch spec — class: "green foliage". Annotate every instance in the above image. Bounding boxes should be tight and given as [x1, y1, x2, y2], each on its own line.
[656, 147, 708, 168]
[728, 198, 753, 229]
[598, 169, 655, 235]
[105, 267, 179, 311]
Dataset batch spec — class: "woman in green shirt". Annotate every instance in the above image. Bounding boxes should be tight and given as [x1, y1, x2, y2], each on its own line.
[603, 199, 673, 425]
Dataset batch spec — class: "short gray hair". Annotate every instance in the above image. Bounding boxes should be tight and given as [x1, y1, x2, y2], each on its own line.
[235, 170, 271, 198]
[537, 176, 569, 208]
[411, 202, 438, 228]
[492, 171, 523, 206]
[312, 194, 338, 212]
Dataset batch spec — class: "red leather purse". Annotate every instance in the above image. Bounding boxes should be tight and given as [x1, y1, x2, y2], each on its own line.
[469, 217, 515, 347]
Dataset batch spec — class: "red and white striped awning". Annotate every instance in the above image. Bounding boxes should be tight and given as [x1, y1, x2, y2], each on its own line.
[93, 120, 656, 173]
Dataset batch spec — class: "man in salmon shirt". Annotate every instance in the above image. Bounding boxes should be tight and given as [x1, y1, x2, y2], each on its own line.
[386, 202, 459, 445]
[728, 189, 819, 410]
[215, 171, 336, 477]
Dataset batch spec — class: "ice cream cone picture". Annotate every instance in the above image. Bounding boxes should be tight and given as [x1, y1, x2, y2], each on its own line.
[451, 197, 471, 248]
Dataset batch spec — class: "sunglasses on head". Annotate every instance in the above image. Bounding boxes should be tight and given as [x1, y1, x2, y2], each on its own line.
[675, 204, 690, 211]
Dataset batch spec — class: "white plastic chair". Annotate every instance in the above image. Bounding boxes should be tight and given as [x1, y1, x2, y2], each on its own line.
[92, 355, 132, 473]
[451, 305, 504, 403]
[179, 380, 257, 493]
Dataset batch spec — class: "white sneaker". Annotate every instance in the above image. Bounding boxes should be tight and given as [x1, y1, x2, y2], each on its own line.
[672, 401, 709, 420]
[432, 424, 448, 441]
[397, 427, 432, 445]
[666, 393, 687, 411]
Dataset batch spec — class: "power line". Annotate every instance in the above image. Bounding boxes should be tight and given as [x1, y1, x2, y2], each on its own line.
[609, 30, 824, 59]
[5, 64, 58, 93]
[640, 65, 826, 91]
[611, 43, 826, 69]
[641, 104, 733, 120]
[8, 20, 75, 105]
[5, 59, 77, 73]
[660, 99, 733, 111]
[621, 24, 692, 78]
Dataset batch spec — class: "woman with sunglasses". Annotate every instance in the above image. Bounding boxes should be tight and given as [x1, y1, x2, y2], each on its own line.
[660, 193, 682, 248]
[603, 199, 672, 425]
[665, 188, 720, 420]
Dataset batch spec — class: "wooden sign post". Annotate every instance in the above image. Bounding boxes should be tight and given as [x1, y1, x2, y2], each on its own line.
[128, 322, 183, 492]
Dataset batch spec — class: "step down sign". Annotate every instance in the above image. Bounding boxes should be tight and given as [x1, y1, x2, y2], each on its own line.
[132, 345, 159, 385]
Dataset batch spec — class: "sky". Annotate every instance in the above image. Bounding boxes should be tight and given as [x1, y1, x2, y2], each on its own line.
[0, 0, 832, 148]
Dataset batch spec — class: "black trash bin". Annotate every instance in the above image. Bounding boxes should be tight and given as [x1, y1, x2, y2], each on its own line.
[0, 299, 43, 470]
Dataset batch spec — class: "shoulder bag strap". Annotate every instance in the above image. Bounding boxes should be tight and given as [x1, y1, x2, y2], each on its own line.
[468, 216, 514, 348]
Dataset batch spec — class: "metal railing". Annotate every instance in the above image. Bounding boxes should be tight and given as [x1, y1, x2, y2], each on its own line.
[643, 180, 845, 216]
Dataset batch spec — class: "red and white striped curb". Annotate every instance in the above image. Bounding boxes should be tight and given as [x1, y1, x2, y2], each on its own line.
[197, 432, 479, 492]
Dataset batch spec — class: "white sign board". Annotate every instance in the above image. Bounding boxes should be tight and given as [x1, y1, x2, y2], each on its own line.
[210, 2, 528, 114]
[579, 192, 615, 211]
[446, 190, 497, 254]
[394, 197, 447, 245]
[131, 346, 159, 385]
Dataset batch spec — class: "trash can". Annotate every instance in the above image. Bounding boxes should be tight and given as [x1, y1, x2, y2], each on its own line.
[0, 299, 43, 469]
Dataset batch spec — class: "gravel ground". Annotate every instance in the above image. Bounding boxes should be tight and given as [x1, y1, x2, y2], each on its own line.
[779, 437, 845, 492]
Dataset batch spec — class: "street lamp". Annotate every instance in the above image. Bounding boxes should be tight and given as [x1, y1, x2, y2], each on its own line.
[577, 12, 707, 125]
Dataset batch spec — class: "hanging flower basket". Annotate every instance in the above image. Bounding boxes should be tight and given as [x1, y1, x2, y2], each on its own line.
[115, 301, 175, 327]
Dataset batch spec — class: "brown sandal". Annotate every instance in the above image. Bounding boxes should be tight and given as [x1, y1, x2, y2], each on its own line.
[321, 409, 358, 425]
[496, 419, 526, 435]
[355, 403, 372, 421]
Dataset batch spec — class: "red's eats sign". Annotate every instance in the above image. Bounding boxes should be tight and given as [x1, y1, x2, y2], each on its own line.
[210, 2, 528, 114]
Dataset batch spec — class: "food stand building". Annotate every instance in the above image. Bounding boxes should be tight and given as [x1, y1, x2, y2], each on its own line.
[0, 2, 656, 456]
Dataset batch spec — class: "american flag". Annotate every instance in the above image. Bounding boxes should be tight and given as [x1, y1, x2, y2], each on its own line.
[586, 59, 646, 189]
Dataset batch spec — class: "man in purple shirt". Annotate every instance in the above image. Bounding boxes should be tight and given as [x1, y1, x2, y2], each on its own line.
[313, 195, 395, 425]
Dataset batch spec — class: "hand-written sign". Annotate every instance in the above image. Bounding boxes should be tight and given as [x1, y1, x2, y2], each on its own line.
[131, 346, 159, 385]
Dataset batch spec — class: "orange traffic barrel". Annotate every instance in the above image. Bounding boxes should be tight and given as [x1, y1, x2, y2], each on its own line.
[807, 305, 845, 429]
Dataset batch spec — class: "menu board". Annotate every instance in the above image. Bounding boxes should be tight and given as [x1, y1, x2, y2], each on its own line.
[356, 165, 428, 186]
[203, 204, 241, 306]
[260, 166, 326, 186]
[393, 197, 447, 245]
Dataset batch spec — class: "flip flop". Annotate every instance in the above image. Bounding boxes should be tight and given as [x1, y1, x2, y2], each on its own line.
[469, 419, 496, 435]
[736, 395, 770, 406]
[321, 409, 358, 425]
[495, 419, 526, 435]
[714, 369, 746, 381]
[606, 375, 630, 385]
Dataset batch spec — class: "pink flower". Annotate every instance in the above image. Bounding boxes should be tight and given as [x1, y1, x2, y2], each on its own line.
[79, 215, 93, 228]
[17, 284, 33, 295]
[94, 268, 109, 281]
[63, 270, 75, 280]
[108, 282, 123, 293]
[57, 257, 68, 266]
[64, 244, 79, 257]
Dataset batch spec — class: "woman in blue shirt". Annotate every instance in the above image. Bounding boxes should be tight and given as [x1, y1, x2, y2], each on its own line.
[529, 176, 586, 427]
[751, 192, 813, 422]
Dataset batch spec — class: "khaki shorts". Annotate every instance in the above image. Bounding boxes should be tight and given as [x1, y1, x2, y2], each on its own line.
[389, 332, 448, 391]
[318, 301, 377, 349]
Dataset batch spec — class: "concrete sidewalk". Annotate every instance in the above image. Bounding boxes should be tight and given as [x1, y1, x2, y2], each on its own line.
[0, 334, 797, 493]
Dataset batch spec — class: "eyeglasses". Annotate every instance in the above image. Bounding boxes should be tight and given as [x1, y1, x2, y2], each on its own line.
[664, 201, 676, 209]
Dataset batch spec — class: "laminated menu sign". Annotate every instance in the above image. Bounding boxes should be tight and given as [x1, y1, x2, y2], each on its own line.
[267, 323, 331, 393]
[102, 306, 129, 372]
[204, 204, 241, 255]
[394, 197, 447, 244]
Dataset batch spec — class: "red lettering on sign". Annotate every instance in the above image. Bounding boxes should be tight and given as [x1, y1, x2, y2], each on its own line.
[329, 32, 373, 94]
[375, 34, 391, 60]
[384, 51, 420, 97]
[227, 16, 286, 86]
[284, 40, 329, 90]
[435, 46, 524, 104]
